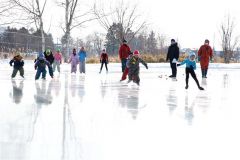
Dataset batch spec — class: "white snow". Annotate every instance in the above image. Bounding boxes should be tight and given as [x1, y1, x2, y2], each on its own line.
[0, 60, 240, 160]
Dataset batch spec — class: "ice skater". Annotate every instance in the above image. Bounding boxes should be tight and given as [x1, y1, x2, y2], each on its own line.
[78, 47, 87, 74]
[127, 50, 148, 85]
[99, 49, 108, 73]
[166, 39, 179, 78]
[69, 48, 79, 73]
[9, 52, 24, 78]
[177, 52, 204, 90]
[34, 53, 54, 80]
[53, 48, 62, 73]
[198, 39, 213, 78]
[119, 39, 131, 72]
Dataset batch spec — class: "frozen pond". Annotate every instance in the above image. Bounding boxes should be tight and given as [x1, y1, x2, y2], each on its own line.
[0, 60, 240, 160]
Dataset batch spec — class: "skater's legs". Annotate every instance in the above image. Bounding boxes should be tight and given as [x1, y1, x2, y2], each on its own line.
[170, 62, 177, 77]
[185, 68, 190, 89]
[42, 69, 47, 79]
[100, 62, 104, 72]
[35, 69, 41, 80]
[189, 69, 202, 89]
[121, 59, 127, 72]
[105, 61, 108, 71]
[19, 67, 24, 77]
[11, 68, 18, 78]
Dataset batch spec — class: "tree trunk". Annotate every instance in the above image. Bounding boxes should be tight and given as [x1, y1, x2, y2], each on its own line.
[40, 19, 45, 52]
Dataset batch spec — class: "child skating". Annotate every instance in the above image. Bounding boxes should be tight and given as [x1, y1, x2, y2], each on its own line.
[99, 49, 108, 73]
[9, 52, 24, 78]
[69, 48, 79, 74]
[177, 52, 204, 90]
[53, 48, 62, 73]
[34, 53, 53, 80]
[127, 50, 148, 85]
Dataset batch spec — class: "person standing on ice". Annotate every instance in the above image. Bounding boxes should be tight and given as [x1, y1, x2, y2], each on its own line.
[177, 52, 204, 90]
[127, 50, 148, 85]
[34, 53, 54, 80]
[69, 48, 79, 73]
[99, 49, 109, 73]
[166, 39, 179, 78]
[9, 52, 24, 79]
[198, 39, 213, 78]
[78, 47, 87, 74]
[119, 39, 131, 73]
[53, 48, 62, 73]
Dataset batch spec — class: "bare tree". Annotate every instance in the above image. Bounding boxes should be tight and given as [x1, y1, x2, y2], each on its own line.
[94, 0, 147, 44]
[220, 14, 239, 63]
[157, 33, 167, 54]
[9, 0, 48, 51]
[57, 0, 97, 60]
[0, 0, 18, 25]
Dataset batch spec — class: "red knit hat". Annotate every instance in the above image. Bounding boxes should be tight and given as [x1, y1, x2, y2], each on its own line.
[133, 50, 140, 56]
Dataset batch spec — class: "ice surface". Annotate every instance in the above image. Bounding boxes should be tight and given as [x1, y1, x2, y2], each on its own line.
[0, 60, 240, 160]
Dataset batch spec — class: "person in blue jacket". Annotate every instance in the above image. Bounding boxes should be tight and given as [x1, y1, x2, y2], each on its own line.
[177, 52, 204, 90]
[34, 53, 53, 80]
[78, 47, 87, 74]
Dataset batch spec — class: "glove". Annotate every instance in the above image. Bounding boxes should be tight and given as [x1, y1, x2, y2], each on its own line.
[210, 58, 213, 63]
[146, 65, 148, 69]
[34, 66, 37, 70]
[100, 60, 102, 63]
[177, 64, 181, 67]
[198, 56, 201, 62]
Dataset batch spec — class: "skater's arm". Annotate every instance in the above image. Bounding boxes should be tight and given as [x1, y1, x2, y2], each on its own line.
[179, 59, 187, 66]
[9, 59, 14, 66]
[139, 58, 148, 69]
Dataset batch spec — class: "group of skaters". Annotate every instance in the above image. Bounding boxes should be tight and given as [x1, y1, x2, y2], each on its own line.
[9, 38, 213, 90]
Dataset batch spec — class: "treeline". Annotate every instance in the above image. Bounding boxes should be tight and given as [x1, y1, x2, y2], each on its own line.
[0, 27, 54, 53]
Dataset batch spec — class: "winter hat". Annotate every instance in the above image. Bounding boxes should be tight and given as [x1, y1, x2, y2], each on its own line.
[56, 48, 61, 52]
[38, 52, 44, 60]
[123, 39, 127, 43]
[171, 39, 175, 43]
[133, 50, 140, 56]
[15, 52, 20, 56]
[46, 49, 51, 55]
[205, 39, 209, 44]
[188, 51, 196, 59]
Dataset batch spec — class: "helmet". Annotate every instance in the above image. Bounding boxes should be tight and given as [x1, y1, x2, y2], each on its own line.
[133, 50, 140, 56]
[56, 48, 61, 52]
[46, 49, 51, 55]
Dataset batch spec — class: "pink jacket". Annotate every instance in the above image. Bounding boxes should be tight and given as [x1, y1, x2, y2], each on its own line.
[54, 52, 62, 62]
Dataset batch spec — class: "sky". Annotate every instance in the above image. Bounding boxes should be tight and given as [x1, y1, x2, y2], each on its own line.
[4, 0, 240, 50]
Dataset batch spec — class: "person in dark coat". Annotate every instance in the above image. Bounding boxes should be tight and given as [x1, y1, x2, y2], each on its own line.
[119, 39, 131, 72]
[9, 52, 24, 78]
[34, 53, 53, 80]
[44, 49, 54, 65]
[166, 39, 179, 78]
[127, 50, 148, 85]
[99, 49, 109, 73]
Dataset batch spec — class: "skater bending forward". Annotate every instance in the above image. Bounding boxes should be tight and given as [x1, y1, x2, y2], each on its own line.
[35, 53, 53, 80]
[177, 52, 204, 90]
[127, 50, 148, 85]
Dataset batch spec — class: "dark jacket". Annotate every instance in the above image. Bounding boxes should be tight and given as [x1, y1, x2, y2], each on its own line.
[9, 55, 24, 69]
[166, 43, 179, 61]
[44, 51, 54, 64]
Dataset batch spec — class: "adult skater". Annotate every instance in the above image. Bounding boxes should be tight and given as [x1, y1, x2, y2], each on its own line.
[166, 39, 179, 78]
[127, 50, 148, 85]
[177, 52, 204, 90]
[119, 39, 131, 72]
[44, 49, 54, 66]
[198, 39, 213, 78]
[78, 47, 87, 74]
[99, 49, 109, 73]
[69, 48, 79, 74]
[9, 52, 24, 78]
[53, 48, 62, 73]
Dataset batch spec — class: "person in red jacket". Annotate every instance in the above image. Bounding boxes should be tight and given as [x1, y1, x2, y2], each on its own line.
[198, 39, 213, 78]
[99, 49, 109, 73]
[119, 39, 131, 72]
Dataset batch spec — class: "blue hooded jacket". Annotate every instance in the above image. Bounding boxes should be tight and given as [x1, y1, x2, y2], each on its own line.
[78, 50, 87, 62]
[179, 52, 197, 70]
